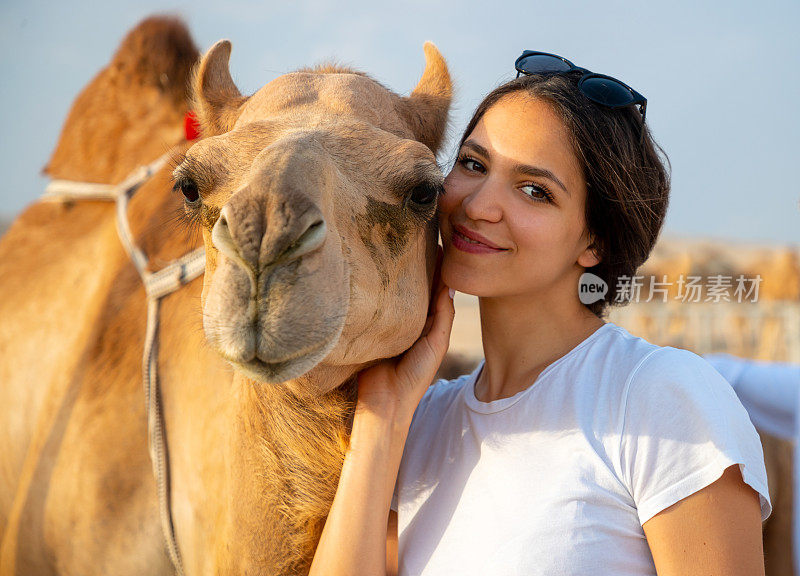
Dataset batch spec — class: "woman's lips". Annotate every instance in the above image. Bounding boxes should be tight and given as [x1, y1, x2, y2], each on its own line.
[451, 225, 508, 254]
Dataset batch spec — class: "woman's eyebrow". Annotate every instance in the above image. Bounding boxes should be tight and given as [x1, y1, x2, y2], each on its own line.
[461, 140, 569, 196]
[462, 140, 491, 160]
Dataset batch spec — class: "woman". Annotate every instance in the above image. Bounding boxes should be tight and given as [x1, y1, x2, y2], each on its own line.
[309, 51, 771, 576]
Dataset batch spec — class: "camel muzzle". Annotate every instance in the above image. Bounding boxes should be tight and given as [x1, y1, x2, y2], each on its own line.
[212, 205, 327, 275]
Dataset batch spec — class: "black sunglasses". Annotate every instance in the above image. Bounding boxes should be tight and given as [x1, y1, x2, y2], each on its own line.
[515, 50, 647, 126]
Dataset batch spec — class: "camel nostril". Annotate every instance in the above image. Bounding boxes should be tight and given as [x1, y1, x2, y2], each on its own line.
[280, 219, 327, 263]
[211, 207, 245, 266]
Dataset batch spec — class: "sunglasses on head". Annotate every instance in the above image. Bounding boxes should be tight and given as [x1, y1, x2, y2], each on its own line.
[515, 50, 647, 126]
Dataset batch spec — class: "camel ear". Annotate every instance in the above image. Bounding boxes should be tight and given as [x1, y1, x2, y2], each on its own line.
[398, 42, 453, 154]
[192, 40, 248, 136]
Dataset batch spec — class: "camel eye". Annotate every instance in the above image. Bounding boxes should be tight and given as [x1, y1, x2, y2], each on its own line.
[173, 177, 200, 204]
[408, 181, 441, 206]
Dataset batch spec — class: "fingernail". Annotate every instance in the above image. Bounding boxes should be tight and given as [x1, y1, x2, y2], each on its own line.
[448, 288, 455, 299]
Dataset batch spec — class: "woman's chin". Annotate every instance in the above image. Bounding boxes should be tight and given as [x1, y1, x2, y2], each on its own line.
[441, 263, 493, 297]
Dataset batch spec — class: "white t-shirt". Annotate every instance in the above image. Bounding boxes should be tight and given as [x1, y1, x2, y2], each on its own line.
[390, 322, 771, 576]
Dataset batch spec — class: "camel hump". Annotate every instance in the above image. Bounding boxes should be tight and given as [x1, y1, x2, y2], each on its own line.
[43, 15, 200, 180]
[110, 15, 199, 99]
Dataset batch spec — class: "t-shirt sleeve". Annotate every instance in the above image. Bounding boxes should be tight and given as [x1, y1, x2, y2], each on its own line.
[619, 347, 772, 526]
[388, 376, 455, 514]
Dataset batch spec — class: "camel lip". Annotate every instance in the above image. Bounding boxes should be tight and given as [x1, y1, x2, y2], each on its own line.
[225, 337, 335, 383]
[230, 357, 293, 383]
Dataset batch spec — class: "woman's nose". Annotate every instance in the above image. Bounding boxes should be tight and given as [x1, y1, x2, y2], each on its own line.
[462, 178, 504, 223]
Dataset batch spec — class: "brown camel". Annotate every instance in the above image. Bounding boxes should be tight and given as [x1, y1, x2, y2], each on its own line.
[0, 16, 201, 575]
[0, 14, 451, 576]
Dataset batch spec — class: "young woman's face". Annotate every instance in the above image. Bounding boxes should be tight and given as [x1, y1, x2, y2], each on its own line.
[438, 93, 600, 300]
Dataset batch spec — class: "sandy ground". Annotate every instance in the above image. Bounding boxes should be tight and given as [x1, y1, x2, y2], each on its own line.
[450, 292, 483, 358]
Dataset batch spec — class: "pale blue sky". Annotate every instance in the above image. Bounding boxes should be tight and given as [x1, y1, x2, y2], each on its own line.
[2, 0, 798, 243]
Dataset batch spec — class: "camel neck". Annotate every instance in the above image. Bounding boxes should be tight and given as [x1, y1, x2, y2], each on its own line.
[220, 373, 358, 574]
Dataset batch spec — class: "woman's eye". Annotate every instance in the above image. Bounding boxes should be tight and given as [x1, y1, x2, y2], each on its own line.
[458, 156, 485, 173]
[173, 178, 200, 204]
[521, 184, 554, 203]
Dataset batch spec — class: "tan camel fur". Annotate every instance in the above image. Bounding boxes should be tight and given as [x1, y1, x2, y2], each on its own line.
[0, 15, 452, 576]
[0, 16, 199, 575]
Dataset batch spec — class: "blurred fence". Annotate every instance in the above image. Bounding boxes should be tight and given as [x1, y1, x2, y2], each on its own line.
[608, 301, 800, 363]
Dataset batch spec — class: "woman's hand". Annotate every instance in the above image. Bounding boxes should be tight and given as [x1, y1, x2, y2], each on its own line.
[356, 245, 456, 424]
[310, 246, 453, 576]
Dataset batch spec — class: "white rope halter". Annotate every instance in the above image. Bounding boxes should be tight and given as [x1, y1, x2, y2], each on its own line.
[44, 151, 201, 576]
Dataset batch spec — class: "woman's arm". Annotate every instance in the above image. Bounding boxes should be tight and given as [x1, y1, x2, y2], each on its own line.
[309, 248, 455, 576]
[309, 402, 411, 576]
[387, 510, 398, 576]
[642, 464, 765, 576]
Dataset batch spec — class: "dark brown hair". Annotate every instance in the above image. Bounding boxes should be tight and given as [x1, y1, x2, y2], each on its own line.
[456, 71, 671, 317]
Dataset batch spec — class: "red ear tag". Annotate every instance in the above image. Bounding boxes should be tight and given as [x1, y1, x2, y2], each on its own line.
[184, 110, 201, 141]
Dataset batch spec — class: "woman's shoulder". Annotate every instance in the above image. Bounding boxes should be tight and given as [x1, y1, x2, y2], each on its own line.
[593, 323, 731, 398]
[575, 322, 664, 377]
[564, 322, 682, 405]
[624, 344, 773, 485]
[609, 332, 756, 438]
[590, 325, 758, 443]
[624, 344, 739, 408]
[616, 343, 773, 523]
[594, 322, 665, 363]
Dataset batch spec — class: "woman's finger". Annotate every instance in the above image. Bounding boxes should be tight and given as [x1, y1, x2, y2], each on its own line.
[425, 283, 455, 362]
[396, 282, 455, 391]
[427, 245, 444, 317]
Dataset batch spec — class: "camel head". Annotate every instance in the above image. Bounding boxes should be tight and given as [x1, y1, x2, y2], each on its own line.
[173, 40, 451, 393]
